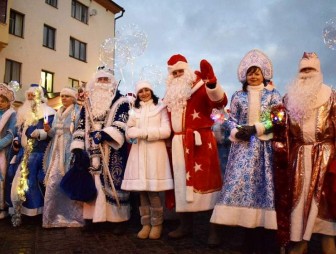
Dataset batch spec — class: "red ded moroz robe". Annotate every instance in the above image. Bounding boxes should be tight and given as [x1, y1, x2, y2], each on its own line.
[170, 78, 227, 212]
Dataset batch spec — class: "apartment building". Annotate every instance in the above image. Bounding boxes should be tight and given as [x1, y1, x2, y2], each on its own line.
[0, 0, 124, 107]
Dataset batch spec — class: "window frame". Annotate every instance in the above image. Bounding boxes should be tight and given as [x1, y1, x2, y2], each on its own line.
[0, 0, 8, 24]
[43, 24, 56, 50]
[9, 9, 24, 37]
[45, 0, 58, 8]
[40, 70, 54, 94]
[4, 59, 21, 84]
[69, 37, 87, 62]
[71, 0, 88, 24]
[68, 77, 80, 88]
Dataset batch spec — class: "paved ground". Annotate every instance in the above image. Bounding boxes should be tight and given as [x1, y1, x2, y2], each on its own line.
[0, 206, 325, 254]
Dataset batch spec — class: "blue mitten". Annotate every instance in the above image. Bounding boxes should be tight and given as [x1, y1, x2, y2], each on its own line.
[89, 131, 112, 144]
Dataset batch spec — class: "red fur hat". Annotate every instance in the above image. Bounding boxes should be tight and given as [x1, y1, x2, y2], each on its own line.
[167, 54, 189, 74]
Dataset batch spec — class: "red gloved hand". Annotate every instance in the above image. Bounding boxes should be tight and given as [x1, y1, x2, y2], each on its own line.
[200, 59, 217, 84]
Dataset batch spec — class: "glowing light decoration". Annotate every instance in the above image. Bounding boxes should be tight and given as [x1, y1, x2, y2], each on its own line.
[323, 17, 336, 50]
[116, 23, 148, 60]
[210, 107, 229, 124]
[12, 87, 42, 227]
[270, 104, 286, 126]
[8, 80, 20, 92]
[99, 37, 115, 68]
[139, 65, 164, 90]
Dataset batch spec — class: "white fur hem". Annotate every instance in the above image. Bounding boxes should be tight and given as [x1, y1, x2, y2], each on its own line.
[210, 204, 278, 229]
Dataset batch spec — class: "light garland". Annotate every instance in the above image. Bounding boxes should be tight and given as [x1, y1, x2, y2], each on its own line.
[270, 104, 286, 126]
[210, 107, 229, 125]
[12, 88, 42, 227]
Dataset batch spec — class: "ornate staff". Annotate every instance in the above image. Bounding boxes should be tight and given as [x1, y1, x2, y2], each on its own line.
[83, 97, 121, 208]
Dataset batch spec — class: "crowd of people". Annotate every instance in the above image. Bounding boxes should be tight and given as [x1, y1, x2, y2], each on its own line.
[0, 51, 335, 254]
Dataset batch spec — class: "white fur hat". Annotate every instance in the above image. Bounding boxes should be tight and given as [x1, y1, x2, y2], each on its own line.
[60, 87, 77, 101]
[25, 84, 47, 102]
[135, 80, 153, 94]
[299, 52, 321, 73]
[87, 68, 117, 91]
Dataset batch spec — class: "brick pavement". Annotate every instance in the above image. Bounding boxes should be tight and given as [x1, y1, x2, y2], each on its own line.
[0, 208, 325, 254]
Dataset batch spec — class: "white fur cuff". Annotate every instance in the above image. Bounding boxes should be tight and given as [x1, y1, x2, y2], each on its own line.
[254, 122, 265, 136]
[38, 129, 48, 140]
[70, 140, 84, 151]
[147, 128, 160, 141]
[103, 126, 125, 150]
[229, 128, 239, 142]
[206, 83, 225, 102]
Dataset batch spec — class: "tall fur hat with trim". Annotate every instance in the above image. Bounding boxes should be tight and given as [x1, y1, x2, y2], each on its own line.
[167, 54, 189, 74]
[0, 83, 15, 103]
[135, 80, 153, 94]
[298, 52, 321, 73]
[237, 49, 273, 83]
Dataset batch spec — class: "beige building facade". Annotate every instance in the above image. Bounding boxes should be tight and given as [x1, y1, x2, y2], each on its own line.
[0, 0, 124, 107]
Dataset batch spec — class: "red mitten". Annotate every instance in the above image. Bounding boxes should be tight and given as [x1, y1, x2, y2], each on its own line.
[200, 59, 217, 84]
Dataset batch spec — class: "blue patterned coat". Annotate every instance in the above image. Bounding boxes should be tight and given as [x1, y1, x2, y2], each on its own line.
[211, 84, 282, 229]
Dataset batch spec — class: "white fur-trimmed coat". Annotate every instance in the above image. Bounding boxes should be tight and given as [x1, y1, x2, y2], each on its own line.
[121, 100, 173, 192]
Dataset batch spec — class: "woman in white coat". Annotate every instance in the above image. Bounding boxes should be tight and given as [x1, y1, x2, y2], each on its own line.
[122, 81, 173, 239]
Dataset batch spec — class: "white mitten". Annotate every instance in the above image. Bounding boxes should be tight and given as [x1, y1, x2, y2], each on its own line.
[127, 127, 139, 139]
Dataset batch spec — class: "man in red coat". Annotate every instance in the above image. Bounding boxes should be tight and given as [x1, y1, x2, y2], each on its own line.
[163, 54, 227, 244]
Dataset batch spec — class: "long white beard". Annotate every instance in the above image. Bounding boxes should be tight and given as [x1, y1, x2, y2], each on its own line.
[286, 72, 323, 122]
[163, 69, 195, 112]
[16, 100, 44, 127]
[89, 82, 116, 119]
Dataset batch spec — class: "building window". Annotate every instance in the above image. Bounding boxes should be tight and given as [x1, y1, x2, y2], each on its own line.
[40, 70, 54, 93]
[45, 0, 57, 8]
[4, 59, 21, 84]
[9, 9, 24, 37]
[0, 0, 8, 24]
[69, 37, 86, 62]
[68, 78, 80, 88]
[71, 0, 88, 24]
[43, 24, 56, 49]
